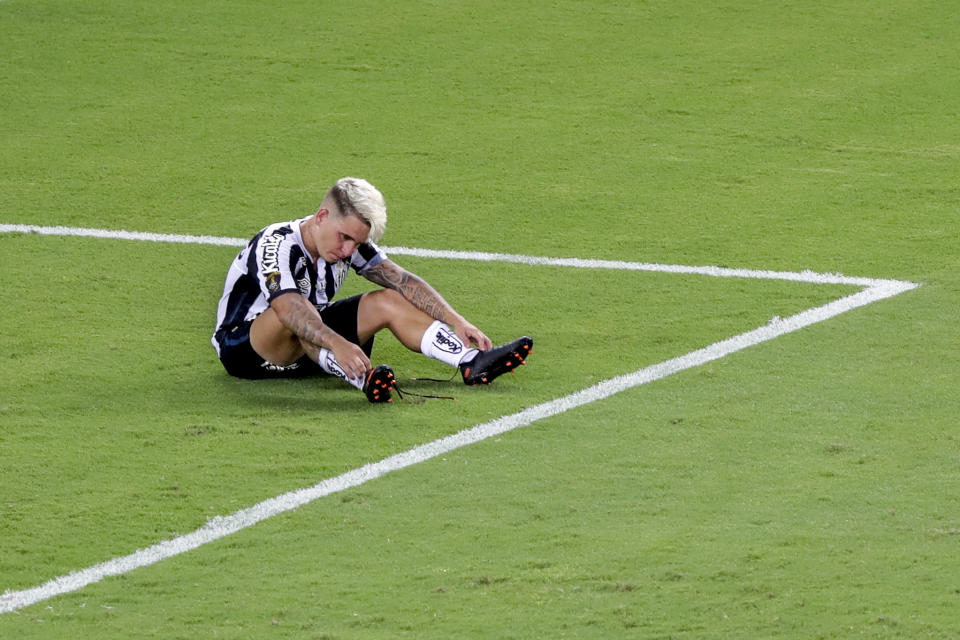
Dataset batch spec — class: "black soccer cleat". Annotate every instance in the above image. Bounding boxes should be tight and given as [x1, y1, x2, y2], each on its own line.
[363, 365, 397, 403]
[460, 336, 533, 386]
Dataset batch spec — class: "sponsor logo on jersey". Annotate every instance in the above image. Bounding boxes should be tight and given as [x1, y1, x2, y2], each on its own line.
[265, 271, 282, 292]
[433, 327, 463, 354]
[260, 231, 284, 274]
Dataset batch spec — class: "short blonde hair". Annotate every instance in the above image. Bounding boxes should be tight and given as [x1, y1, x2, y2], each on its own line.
[326, 177, 387, 242]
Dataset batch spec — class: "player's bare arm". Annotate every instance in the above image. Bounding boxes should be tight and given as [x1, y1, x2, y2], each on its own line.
[270, 292, 371, 377]
[363, 260, 450, 321]
[363, 259, 493, 350]
[271, 293, 336, 348]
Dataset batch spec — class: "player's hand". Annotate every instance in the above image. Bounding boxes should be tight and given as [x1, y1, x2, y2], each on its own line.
[453, 320, 492, 351]
[331, 340, 371, 381]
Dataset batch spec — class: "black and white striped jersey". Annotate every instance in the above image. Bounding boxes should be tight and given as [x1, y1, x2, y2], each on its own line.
[211, 216, 386, 354]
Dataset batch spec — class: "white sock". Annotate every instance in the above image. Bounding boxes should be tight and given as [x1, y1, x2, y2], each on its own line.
[317, 348, 365, 390]
[419, 320, 478, 368]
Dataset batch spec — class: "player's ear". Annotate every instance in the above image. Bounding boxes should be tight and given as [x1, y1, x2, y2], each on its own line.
[316, 208, 330, 222]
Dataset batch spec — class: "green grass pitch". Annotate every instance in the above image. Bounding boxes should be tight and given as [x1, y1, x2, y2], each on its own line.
[2, 0, 959, 637]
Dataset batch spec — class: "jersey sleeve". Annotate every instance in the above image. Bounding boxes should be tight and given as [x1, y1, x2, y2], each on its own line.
[254, 228, 305, 302]
[350, 241, 387, 274]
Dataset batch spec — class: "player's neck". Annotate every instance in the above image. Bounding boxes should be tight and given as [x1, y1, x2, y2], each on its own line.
[298, 218, 320, 262]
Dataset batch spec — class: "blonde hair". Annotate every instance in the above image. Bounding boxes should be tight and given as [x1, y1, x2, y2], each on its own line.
[327, 177, 387, 242]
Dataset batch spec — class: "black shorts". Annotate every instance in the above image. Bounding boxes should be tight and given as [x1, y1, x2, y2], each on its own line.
[213, 294, 374, 379]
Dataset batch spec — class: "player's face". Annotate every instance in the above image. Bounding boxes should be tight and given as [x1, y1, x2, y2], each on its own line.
[313, 208, 371, 263]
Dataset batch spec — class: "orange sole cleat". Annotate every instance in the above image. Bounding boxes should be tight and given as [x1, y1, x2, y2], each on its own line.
[363, 365, 397, 403]
[459, 336, 534, 386]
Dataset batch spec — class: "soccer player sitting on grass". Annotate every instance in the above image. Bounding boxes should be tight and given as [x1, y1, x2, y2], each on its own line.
[211, 177, 532, 403]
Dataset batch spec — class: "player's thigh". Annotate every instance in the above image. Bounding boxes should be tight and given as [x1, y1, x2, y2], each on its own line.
[357, 289, 432, 350]
[355, 289, 395, 341]
[249, 307, 303, 365]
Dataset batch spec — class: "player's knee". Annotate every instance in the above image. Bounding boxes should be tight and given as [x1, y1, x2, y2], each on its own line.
[360, 289, 414, 330]
[364, 288, 406, 314]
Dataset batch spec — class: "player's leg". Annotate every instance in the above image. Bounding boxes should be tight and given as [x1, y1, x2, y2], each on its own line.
[356, 289, 533, 385]
[248, 307, 310, 366]
[250, 298, 375, 368]
[317, 295, 396, 402]
[214, 317, 319, 379]
[356, 288, 435, 351]
[246, 299, 393, 401]
[357, 289, 481, 364]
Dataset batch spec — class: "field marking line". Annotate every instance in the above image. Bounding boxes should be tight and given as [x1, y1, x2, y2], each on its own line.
[384, 246, 892, 288]
[0, 224, 919, 614]
[1, 222, 896, 287]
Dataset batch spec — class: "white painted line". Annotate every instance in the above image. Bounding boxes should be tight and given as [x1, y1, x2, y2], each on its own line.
[0, 223, 920, 614]
[0, 223, 248, 248]
[0, 223, 908, 288]
[383, 246, 890, 288]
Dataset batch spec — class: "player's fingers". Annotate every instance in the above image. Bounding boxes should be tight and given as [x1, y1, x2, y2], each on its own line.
[459, 328, 482, 350]
[473, 330, 493, 351]
[355, 354, 372, 379]
[357, 347, 371, 369]
[454, 323, 492, 351]
[339, 346, 370, 380]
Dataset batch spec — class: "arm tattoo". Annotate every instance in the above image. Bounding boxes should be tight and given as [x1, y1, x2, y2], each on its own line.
[281, 295, 338, 350]
[365, 261, 453, 323]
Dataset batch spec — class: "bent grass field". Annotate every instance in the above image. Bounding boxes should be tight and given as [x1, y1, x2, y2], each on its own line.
[2, 0, 960, 638]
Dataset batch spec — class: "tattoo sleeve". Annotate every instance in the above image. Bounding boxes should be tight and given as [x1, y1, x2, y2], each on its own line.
[364, 260, 455, 323]
[278, 294, 339, 350]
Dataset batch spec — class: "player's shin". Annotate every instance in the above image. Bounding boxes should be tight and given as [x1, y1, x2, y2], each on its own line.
[419, 320, 478, 368]
[316, 348, 365, 390]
